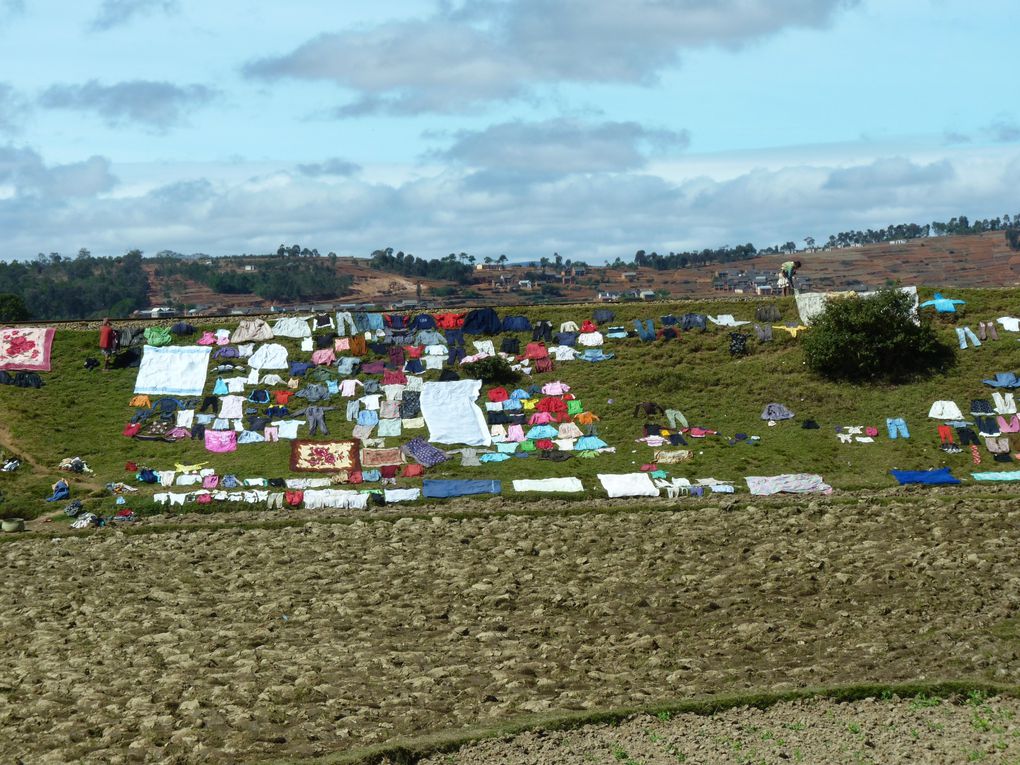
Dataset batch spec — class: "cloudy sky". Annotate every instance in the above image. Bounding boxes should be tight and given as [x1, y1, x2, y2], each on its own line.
[1, 0, 1018, 262]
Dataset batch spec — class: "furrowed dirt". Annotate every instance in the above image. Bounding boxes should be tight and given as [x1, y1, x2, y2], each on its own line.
[418, 695, 1020, 764]
[3, 497, 1020, 763]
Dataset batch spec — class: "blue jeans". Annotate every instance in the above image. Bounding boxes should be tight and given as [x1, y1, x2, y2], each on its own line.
[634, 319, 655, 341]
[956, 326, 981, 349]
[886, 417, 910, 438]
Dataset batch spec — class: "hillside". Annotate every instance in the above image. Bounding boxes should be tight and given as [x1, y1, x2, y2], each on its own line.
[139, 232, 1020, 313]
[3, 289, 1020, 763]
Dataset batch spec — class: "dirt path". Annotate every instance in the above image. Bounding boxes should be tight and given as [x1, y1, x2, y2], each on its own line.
[3, 497, 1020, 763]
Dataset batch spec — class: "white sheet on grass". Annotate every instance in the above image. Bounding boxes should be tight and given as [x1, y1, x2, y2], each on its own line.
[134, 345, 211, 396]
[513, 478, 584, 493]
[598, 473, 660, 498]
[420, 380, 491, 446]
[796, 286, 918, 326]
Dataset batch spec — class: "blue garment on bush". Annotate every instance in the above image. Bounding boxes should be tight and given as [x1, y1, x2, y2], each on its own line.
[889, 467, 960, 485]
[422, 479, 502, 498]
[410, 314, 437, 331]
[501, 316, 532, 332]
[463, 308, 501, 335]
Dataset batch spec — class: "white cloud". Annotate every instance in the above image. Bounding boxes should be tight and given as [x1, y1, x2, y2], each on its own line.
[90, 0, 177, 32]
[2, 143, 1017, 261]
[245, 0, 859, 115]
[39, 80, 217, 130]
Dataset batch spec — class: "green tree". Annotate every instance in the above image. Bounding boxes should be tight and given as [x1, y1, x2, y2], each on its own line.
[0, 293, 30, 321]
[803, 289, 955, 383]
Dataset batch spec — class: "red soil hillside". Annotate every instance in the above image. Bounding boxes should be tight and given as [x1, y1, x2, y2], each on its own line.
[144, 232, 1020, 310]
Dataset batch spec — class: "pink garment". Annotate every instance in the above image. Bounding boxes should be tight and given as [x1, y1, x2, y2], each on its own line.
[311, 349, 336, 366]
[263, 426, 279, 443]
[204, 430, 237, 453]
[202, 475, 219, 489]
[997, 415, 1020, 433]
[541, 381, 571, 395]
[528, 412, 554, 425]
[507, 425, 526, 442]
[334, 337, 351, 352]
[197, 331, 216, 346]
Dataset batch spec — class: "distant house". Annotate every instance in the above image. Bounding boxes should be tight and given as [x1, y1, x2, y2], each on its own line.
[242, 264, 257, 272]
[475, 263, 502, 271]
[639, 289, 656, 300]
[620, 271, 638, 282]
[597, 291, 621, 302]
[518, 279, 533, 289]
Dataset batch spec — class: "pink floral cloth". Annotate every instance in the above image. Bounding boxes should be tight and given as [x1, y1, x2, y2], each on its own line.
[0, 327, 54, 371]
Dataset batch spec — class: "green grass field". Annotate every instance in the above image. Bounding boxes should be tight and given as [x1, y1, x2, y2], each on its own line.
[1, 287, 1017, 522]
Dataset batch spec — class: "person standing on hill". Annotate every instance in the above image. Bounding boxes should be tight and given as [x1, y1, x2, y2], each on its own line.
[778, 260, 802, 296]
[99, 318, 116, 370]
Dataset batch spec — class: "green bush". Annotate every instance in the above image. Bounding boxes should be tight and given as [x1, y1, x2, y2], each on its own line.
[461, 355, 521, 385]
[802, 289, 956, 383]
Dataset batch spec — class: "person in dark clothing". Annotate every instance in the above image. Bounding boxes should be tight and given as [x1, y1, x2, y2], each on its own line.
[633, 401, 667, 417]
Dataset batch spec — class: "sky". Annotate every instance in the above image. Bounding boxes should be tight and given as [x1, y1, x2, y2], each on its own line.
[0, 0, 1018, 263]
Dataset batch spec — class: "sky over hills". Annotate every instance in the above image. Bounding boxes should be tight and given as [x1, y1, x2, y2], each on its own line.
[1, 0, 1018, 261]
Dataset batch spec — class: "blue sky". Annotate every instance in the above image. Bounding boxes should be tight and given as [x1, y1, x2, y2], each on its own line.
[1, 0, 1018, 262]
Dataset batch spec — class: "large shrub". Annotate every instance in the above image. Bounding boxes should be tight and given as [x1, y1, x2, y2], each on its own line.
[802, 289, 955, 383]
[461, 355, 521, 385]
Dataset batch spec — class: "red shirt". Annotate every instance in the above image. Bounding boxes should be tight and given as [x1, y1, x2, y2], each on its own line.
[99, 325, 115, 349]
[536, 397, 566, 413]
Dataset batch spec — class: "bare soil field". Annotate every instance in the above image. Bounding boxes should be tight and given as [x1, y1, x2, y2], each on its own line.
[419, 694, 1020, 764]
[3, 497, 1020, 763]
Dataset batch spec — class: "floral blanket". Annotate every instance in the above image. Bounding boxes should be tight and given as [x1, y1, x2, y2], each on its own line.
[0, 327, 55, 371]
[290, 440, 360, 472]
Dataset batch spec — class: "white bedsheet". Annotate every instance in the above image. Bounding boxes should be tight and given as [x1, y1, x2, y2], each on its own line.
[597, 473, 660, 498]
[512, 478, 584, 493]
[420, 380, 491, 446]
[134, 345, 211, 396]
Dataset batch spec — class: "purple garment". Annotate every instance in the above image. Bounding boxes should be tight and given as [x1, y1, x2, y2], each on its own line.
[361, 360, 387, 374]
[401, 437, 450, 467]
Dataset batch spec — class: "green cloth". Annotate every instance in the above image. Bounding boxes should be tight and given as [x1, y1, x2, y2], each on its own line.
[518, 439, 537, 452]
[567, 400, 584, 415]
[143, 327, 172, 346]
[780, 261, 797, 277]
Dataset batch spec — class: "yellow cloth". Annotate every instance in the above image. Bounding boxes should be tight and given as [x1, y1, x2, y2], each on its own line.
[773, 325, 809, 338]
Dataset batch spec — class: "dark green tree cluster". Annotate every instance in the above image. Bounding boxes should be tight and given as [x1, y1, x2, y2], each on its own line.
[802, 289, 955, 384]
[0, 249, 149, 319]
[153, 257, 352, 302]
[368, 248, 473, 284]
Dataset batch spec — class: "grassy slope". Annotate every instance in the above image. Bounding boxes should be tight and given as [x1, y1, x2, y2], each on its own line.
[0, 287, 1017, 521]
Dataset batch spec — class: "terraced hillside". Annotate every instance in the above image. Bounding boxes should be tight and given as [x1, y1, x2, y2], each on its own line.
[2, 289, 1020, 763]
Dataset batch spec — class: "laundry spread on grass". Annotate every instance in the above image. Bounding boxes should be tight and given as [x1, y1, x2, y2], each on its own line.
[134, 345, 212, 396]
[0, 327, 55, 371]
[48, 291, 1020, 519]
[290, 439, 360, 472]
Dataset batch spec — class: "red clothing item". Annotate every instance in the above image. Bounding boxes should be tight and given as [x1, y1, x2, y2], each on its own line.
[580, 320, 598, 333]
[402, 464, 424, 477]
[285, 490, 304, 507]
[99, 325, 115, 350]
[435, 312, 466, 329]
[535, 438, 555, 450]
[382, 370, 407, 385]
[488, 387, 510, 403]
[521, 342, 549, 360]
[273, 390, 295, 405]
[403, 345, 424, 359]
[380, 465, 399, 479]
[536, 397, 567, 414]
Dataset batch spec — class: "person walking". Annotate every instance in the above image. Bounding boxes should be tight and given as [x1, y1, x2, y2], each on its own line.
[99, 318, 117, 370]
